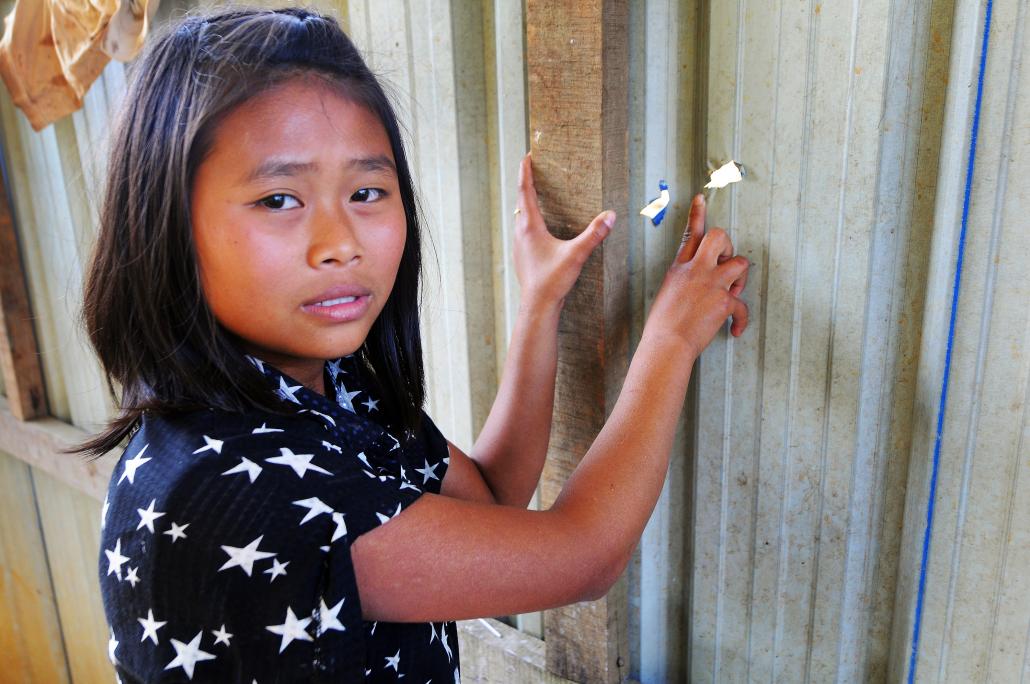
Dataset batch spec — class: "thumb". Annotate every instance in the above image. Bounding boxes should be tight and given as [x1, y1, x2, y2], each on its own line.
[575, 210, 616, 252]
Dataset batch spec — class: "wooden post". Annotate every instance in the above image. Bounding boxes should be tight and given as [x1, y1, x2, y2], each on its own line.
[526, 2, 631, 681]
[0, 154, 47, 420]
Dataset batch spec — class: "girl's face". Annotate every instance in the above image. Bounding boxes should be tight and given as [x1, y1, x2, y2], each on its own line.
[191, 78, 407, 390]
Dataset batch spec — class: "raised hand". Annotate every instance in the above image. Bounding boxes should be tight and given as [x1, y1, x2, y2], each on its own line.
[645, 193, 750, 358]
[513, 153, 616, 308]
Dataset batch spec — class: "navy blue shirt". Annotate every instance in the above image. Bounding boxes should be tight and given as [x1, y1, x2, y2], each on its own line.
[98, 354, 459, 682]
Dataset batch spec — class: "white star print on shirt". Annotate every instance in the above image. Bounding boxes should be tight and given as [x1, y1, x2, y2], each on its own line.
[376, 502, 403, 525]
[385, 649, 400, 672]
[219, 535, 276, 576]
[212, 624, 233, 646]
[278, 376, 302, 404]
[138, 608, 166, 645]
[265, 448, 332, 478]
[319, 597, 346, 633]
[125, 566, 140, 588]
[252, 422, 284, 434]
[192, 435, 223, 454]
[330, 512, 347, 542]
[441, 628, 453, 661]
[101, 494, 110, 530]
[302, 408, 336, 426]
[399, 465, 421, 492]
[105, 538, 130, 580]
[415, 458, 440, 484]
[221, 457, 263, 483]
[336, 383, 362, 413]
[266, 606, 313, 653]
[163, 521, 189, 543]
[362, 396, 379, 412]
[355, 451, 373, 470]
[108, 628, 119, 665]
[327, 358, 346, 377]
[293, 496, 334, 524]
[136, 498, 166, 533]
[118, 444, 151, 485]
[264, 557, 289, 582]
[164, 630, 217, 679]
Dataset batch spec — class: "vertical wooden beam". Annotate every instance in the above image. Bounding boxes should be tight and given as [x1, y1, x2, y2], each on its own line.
[0, 154, 47, 420]
[526, 2, 630, 682]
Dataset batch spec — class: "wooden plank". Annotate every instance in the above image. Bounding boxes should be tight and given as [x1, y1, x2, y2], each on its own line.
[0, 451, 69, 683]
[0, 153, 47, 420]
[32, 466, 114, 683]
[456, 618, 578, 684]
[525, 1, 631, 681]
[0, 396, 117, 502]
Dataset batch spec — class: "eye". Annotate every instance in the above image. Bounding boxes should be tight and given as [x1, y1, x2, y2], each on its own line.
[256, 193, 301, 210]
[350, 188, 386, 203]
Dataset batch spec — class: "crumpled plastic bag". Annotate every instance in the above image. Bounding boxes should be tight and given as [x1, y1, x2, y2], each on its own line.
[0, 0, 160, 131]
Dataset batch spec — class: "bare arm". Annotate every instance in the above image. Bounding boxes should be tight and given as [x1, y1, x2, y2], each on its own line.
[351, 192, 750, 623]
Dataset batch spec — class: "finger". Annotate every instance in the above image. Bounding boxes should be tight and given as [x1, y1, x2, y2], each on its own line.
[716, 255, 750, 295]
[729, 296, 749, 337]
[573, 210, 616, 255]
[517, 152, 542, 220]
[695, 227, 733, 266]
[729, 258, 749, 297]
[676, 194, 707, 263]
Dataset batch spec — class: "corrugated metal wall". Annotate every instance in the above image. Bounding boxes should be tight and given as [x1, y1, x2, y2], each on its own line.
[686, 0, 946, 679]
[890, 0, 1029, 681]
[0, 0, 1025, 682]
[624, 0, 1028, 681]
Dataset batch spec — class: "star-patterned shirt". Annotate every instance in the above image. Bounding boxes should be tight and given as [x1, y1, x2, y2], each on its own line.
[98, 354, 460, 682]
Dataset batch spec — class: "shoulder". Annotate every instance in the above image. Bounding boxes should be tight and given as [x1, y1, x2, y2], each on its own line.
[100, 405, 446, 567]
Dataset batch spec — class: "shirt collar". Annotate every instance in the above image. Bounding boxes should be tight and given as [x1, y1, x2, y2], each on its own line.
[243, 351, 375, 412]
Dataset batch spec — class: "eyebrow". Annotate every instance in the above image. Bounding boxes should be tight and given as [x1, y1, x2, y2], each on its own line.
[240, 154, 397, 184]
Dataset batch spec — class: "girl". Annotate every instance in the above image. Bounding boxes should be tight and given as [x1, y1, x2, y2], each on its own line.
[86, 6, 749, 683]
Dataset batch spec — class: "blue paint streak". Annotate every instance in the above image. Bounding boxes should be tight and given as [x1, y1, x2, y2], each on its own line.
[907, 2, 992, 682]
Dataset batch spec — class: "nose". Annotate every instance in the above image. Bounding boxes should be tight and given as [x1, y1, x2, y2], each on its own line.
[306, 203, 361, 267]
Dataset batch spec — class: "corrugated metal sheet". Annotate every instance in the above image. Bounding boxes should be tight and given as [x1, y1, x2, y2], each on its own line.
[686, 0, 945, 678]
[890, 0, 1030, 681]
[626, 0, 1027, 682]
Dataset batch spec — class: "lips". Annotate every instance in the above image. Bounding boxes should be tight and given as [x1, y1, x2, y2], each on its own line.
[302, 285, 372, 308]
[300, 284, 373, 323]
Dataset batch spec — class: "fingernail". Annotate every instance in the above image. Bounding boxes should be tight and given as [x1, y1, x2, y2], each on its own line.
[694, 193, 705, 205]
[602, 210, 616, 228]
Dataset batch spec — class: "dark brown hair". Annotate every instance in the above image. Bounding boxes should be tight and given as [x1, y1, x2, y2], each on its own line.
[77, 6, 426, 459]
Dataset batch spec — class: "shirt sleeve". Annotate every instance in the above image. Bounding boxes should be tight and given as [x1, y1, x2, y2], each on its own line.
[100, 425, 423, 683]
